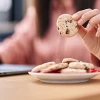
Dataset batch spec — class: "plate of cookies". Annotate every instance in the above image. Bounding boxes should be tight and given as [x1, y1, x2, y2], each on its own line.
[29, 58, 100, 84]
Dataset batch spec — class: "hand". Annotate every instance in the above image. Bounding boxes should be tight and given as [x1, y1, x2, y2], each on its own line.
[72, 9, 100, 60]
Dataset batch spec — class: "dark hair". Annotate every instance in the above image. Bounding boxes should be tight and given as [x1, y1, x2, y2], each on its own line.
[34, 0, 95, 38]
[75, 0, 95, 11]
[34, 0, 51, 37]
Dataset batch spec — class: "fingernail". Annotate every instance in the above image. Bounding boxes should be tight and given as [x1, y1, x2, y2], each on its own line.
[72, 14, 78, 19]
[78, 19, 83, 25]
[87, 24, 92, 31]
[96, 32, 99, 37]
[96, 31, 100, 37]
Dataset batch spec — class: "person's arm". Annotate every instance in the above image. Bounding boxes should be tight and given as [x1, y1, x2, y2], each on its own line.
[0, 7, 36, 64]
[72, 9, 100, 67]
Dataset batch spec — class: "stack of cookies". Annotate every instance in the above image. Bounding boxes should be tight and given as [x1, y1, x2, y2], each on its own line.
[32, 58, 94, 74]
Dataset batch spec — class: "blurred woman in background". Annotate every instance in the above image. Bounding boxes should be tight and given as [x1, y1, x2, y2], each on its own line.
[0, 0, 100, 67]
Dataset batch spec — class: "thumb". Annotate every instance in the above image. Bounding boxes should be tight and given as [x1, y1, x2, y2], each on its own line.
[78, 25, 87, 39]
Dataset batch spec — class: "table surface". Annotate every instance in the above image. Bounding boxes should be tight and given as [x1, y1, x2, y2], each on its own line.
[0, 74, 100, 100]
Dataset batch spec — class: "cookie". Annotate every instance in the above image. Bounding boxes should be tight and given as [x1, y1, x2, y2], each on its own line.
[56, 14, 79, 37]
[32, 62, 56, 72]
[41, 63, 68, 73]
[62, 58, 79, 63]
[60, 68, 86, 73]
[68, 62, 94, 71]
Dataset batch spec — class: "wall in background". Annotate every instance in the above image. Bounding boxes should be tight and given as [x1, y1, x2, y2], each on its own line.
[0, 0, 34, 41]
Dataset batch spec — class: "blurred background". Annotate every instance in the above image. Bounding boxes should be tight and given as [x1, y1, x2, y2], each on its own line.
[0, 0, 32, 41]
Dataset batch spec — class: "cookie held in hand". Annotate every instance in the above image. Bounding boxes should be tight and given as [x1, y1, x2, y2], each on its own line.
[56, 14, 79, 37]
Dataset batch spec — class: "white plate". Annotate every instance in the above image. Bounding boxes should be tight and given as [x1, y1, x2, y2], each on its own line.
[28, 72, 99, 84]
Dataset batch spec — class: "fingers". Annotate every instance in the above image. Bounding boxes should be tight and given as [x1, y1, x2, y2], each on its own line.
[87, 14, 100, 29]
[72, 9, 100, 37]
[72, 9, 100, 26]
[79, 9, 100, 25]
[72, 9, 92, 20]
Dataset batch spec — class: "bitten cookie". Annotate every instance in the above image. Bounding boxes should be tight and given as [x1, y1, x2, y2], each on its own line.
[56, 14, 79, 37]
[32, 62, 56, 72]
[41, 63, 68, 73]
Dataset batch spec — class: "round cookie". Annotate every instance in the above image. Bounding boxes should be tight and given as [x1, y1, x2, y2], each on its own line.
[32, 62, 56, 72]
[41, 63, 68, 73]
[62, 58, 79, 63]
[56, 14, 79, 37]
[68, 62, 94, 70]
[60, 68, 86, 74]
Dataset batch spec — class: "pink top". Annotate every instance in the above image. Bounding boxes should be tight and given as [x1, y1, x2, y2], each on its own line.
[0, 0, 100, 66]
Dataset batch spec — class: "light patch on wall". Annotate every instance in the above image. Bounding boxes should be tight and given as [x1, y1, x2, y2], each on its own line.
[0, 0, 12, 12]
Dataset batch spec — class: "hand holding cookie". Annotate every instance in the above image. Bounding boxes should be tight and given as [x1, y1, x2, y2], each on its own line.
[57, 9, 100, 60]
[72, 9, 100, 60]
